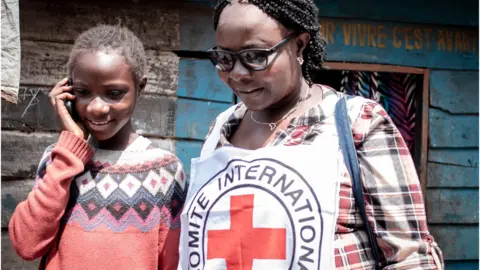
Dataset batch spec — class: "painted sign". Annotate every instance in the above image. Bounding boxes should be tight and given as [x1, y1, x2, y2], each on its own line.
[318, 18, 478, 69]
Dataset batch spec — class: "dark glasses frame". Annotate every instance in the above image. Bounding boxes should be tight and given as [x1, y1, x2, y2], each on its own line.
[207, 32, 299, 72]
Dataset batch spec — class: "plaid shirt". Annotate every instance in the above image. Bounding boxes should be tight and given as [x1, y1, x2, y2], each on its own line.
[208, 86, 444, 269]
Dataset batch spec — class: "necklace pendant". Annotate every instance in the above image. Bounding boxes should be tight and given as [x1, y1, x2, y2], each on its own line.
[269, 123, 276, 130]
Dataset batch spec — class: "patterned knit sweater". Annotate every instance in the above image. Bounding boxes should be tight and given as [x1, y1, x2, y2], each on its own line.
[9, 131, 187, 270]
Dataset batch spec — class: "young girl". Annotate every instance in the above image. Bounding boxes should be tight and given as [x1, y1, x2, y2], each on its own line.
[9, 25, 187, 270]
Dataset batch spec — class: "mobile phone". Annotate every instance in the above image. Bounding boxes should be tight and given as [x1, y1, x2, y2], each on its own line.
[64, 77, 79, 121]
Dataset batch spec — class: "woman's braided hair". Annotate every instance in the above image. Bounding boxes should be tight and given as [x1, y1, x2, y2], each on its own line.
[67, 24, 146, 88]
[213, 0, 326, 86]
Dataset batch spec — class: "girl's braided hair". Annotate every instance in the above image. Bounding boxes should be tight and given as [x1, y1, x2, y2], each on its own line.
[67, 24, 146, 88]
[213, 0, 327, 85]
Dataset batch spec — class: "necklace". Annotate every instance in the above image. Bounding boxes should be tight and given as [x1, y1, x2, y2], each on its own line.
[250, 87, 311, 131]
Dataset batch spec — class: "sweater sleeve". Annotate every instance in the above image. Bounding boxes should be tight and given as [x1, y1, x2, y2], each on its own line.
[9, 131, 94, 260]
[158, 157, 188, 270]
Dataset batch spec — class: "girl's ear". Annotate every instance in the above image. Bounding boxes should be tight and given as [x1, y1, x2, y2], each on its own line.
[296, 32, 311, 57]
[137, 76, 147, 97]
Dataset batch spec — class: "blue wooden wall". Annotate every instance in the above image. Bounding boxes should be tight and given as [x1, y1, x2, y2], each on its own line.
[176, 1, 479, 268]
[427, 71, 479, 269]
[187, 0, 479, 27]
[175, 58, 233, 178]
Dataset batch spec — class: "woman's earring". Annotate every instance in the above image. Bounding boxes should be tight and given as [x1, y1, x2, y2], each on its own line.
[297, 57, 304, 65]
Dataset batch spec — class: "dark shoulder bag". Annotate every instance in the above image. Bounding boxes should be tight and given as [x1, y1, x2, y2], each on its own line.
[334, 96, 382, 270]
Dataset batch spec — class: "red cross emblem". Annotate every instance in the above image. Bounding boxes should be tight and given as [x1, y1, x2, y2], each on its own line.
[207, 194, 287, 270]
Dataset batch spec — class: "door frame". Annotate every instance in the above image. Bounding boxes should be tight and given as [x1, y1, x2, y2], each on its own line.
[325, 61, 430, 196]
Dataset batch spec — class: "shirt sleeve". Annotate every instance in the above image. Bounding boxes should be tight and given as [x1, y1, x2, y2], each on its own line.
[158, 157, 188, 270]
[8, 131, 94, 260]
[352, 100, 444, 269]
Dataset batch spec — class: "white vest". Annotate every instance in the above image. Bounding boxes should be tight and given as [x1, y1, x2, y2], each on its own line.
[179, 96, 360, 270]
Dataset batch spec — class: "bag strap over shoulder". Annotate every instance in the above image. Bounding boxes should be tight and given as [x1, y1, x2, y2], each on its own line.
[334, 96, 381, 270]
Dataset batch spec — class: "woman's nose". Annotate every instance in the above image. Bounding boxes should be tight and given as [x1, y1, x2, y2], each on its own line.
[228, 59, 252, 82]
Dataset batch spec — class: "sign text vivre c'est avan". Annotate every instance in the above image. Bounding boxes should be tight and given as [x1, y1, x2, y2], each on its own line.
[319, 19, 478, 54]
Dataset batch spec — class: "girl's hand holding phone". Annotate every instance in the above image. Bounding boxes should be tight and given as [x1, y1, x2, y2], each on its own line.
[49, 77, 88, 140]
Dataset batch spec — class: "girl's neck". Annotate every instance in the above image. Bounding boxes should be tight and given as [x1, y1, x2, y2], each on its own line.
[91, 121, 138, 151]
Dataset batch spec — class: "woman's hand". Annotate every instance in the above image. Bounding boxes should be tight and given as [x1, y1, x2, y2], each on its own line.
[49, 78, 88, 140]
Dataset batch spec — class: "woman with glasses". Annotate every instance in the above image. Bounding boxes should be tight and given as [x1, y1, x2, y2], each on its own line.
[178, 0, 443, 269]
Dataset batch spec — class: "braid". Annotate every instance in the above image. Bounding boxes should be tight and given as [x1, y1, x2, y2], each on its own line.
[213, 0, 326, 86]
[67, 24, 146, 87]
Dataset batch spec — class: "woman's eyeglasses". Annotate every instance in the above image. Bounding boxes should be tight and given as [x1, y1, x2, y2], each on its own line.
[207, 32, 298, 72]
